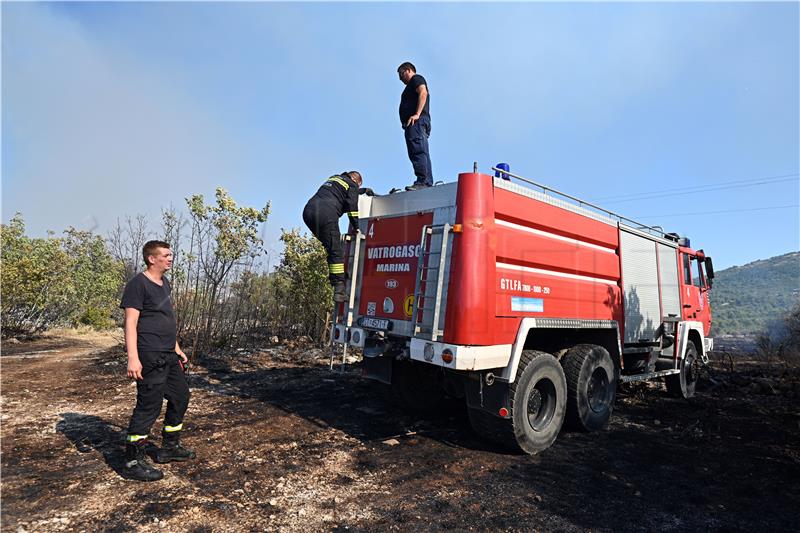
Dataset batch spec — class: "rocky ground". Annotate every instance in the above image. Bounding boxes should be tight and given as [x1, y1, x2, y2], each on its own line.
[2, 330, 799, 532]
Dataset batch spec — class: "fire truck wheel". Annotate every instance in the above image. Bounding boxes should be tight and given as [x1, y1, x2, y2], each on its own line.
[666, 341, 699, 399]
[509, 350, 566, 454]
[469, 350, 566, 454]
[561, 344, 617, 432]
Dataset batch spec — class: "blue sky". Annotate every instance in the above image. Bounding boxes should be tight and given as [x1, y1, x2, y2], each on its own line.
[2, 1, 798, 270]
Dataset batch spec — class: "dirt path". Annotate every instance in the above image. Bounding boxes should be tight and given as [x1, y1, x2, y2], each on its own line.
[2, 334, 799, 532]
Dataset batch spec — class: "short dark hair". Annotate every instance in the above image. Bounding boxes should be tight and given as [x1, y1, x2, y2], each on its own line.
[397, 62, 416, 74]
[142, 240, 171, 266]
[346, 171, 362, 185]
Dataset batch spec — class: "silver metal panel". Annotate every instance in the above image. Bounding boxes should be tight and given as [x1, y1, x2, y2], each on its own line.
[620, 230, 661, 343]
[494, 178, 618, 227]
[657, 243, 681, 319]
[619, 223, 683, 248]
[366, 183, 457, 218]
[532, 318, 618, 329]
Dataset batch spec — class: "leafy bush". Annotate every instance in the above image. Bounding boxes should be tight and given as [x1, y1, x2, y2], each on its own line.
[269, 229, 332, 341]
[1, 214, 123, 337]
[79, 306, 116, 330]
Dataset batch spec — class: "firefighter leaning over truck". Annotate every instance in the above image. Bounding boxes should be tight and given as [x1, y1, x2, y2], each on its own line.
[303, 171, 374, 302]
[330, 166, 717, 455]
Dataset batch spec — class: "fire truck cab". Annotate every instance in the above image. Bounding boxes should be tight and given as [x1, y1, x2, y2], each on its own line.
[331, 168, 715, 454]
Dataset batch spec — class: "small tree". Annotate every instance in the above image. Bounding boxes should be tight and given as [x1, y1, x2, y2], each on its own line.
[271, 229, 332, 341]
[186, 188, 270, 350]
[62, 227, 124, 329]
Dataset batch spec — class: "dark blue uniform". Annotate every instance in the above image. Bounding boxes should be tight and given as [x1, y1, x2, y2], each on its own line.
[303, 173, 360, 285]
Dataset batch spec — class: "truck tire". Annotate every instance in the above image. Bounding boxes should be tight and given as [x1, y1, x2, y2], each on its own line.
[666, 341, 698, 399]
[561, 344, 617, 432]
[468, 350, 566, 454]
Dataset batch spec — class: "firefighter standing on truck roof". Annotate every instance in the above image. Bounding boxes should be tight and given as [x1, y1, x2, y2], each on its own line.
[303, 171, 369, 302]
[397, 61, 433, 191]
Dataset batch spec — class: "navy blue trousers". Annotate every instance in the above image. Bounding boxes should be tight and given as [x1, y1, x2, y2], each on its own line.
[404, 117, 433, 186]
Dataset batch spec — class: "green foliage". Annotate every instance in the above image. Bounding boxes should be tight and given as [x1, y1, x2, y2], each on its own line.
[183, 188, 271, 349]
[187, 188, 270, 266]
[62, 227, 124, 323]
[270, 229, 332, 340]
[1, 214, 124, 336]
[79, 306, 116, 330]
[711, 252, 800, 335]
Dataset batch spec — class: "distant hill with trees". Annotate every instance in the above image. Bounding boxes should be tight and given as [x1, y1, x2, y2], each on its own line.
[711, 251, 800, 335]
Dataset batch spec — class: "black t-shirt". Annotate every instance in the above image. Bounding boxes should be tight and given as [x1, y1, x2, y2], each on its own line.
[120, 273, 177, 352]
[399, 74, 431, 125]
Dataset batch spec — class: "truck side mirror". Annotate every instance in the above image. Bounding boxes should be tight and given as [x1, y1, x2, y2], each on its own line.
[704, 257, 715, 279]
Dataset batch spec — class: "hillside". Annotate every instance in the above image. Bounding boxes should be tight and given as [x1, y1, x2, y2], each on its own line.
[711, 251, 800, 335]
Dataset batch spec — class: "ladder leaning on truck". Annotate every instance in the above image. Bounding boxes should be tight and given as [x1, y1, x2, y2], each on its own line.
[331, 167, 716, 455]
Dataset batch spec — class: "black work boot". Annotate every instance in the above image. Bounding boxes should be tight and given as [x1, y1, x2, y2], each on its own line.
[155, 431, 196, 464]
[123, 442, 164, 481]
[332, 280, 346, 303]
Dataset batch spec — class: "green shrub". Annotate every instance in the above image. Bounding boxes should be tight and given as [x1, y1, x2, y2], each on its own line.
[78, 306, 116, 330]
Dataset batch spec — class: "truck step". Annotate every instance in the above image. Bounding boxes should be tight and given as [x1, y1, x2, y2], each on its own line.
[620, 369, 680, 384]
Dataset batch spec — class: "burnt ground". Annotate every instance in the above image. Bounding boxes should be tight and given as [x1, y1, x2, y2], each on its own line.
[2, 332, 799, 533]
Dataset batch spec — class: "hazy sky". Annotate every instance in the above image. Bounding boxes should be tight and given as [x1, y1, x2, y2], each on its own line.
[2, 1, 798, 270]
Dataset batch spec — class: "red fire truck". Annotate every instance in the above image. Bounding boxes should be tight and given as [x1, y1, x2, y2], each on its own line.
[331, 168, 715, 454]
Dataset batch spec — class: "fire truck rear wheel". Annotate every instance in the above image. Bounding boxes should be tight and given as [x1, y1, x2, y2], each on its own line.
[510, 351, 566, 454]
[666, 341, 699, 399]
[561, 344, 617, 432]
[469, 350, 566, 455]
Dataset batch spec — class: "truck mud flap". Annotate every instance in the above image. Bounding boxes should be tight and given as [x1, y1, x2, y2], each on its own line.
[465, 376, 510, 417]
[361, 356, 393, 385]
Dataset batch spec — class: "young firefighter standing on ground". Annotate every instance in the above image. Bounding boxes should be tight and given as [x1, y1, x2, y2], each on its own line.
[303, 171, 371, 302]
[121, 240, 195, 482]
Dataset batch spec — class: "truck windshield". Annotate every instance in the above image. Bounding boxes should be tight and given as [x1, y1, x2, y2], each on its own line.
[693, 257, 705, 288]
[683, 254, 692, 285]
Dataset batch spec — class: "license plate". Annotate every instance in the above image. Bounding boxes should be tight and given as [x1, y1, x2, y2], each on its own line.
[359, 317, 391, 330]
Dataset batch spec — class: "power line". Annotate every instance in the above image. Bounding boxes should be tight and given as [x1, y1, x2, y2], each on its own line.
[591, 173, 799, 204]
[632, 204, 799, 219]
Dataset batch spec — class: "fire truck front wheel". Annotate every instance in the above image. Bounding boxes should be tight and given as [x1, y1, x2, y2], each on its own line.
[561, 344, 618, 432]
[665, 341, 699, 399]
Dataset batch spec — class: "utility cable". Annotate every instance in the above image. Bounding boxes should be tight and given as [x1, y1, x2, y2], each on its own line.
[632, 204, 799, 219]
[592, 173, 799, 204]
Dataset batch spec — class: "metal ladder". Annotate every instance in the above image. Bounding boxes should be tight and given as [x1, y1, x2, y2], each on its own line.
[329, 231, 366, 371]
[411, 224, 452, 341]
